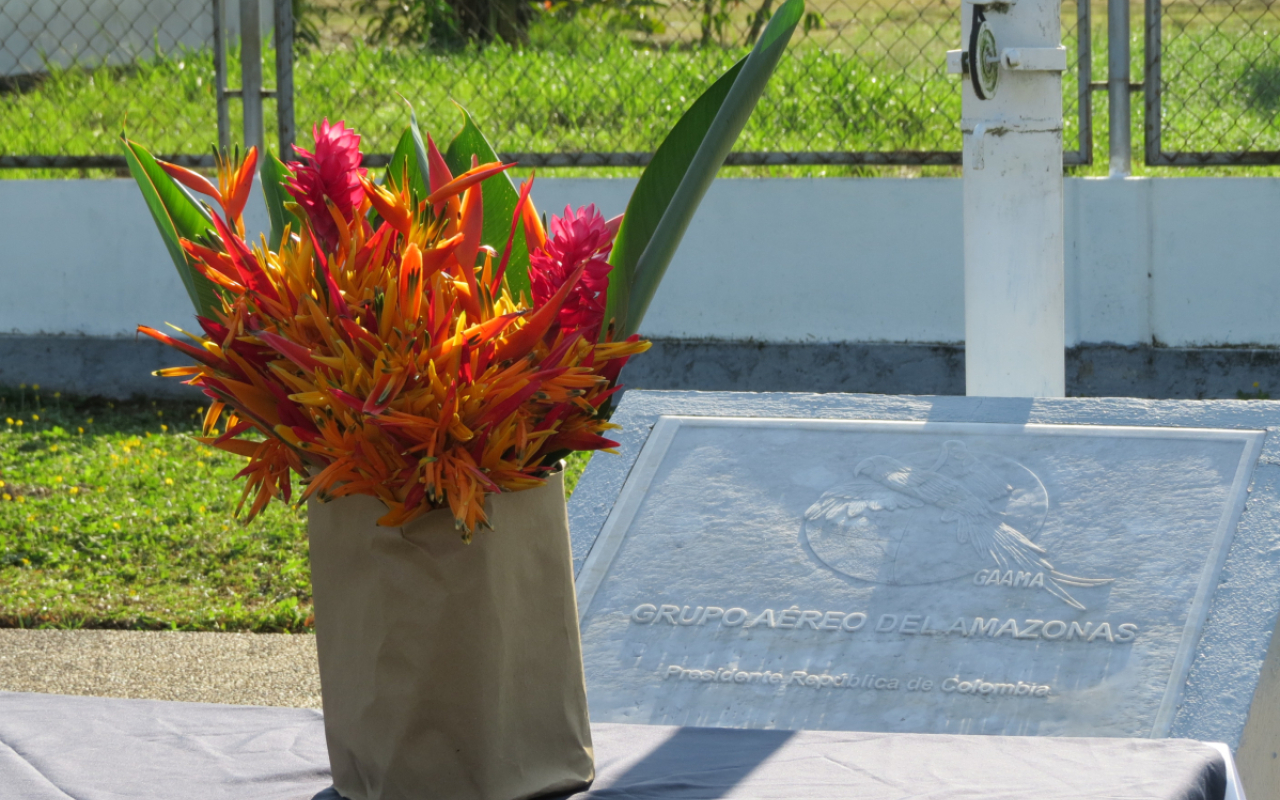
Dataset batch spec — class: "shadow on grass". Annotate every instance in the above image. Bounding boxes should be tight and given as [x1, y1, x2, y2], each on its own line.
[1242, 60, 1280, 116]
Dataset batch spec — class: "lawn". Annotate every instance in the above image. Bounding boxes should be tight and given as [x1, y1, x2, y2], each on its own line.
[0, 386, 593, 631]
[5, 0, 1280, 179]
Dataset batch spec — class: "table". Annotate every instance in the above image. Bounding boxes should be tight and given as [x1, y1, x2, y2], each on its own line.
[0, 691, 1235, 799]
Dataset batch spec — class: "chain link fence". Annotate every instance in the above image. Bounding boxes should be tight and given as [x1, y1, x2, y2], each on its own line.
[292, 0, 969, 166]
[0, 0, 224, 168]
[3, 0, 1277, 170]
[0, 0, 1059, 170]
[1147, 0, 1280, 165]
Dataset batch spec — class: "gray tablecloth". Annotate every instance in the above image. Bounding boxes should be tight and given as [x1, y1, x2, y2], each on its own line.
[0, 691, 1226, 800]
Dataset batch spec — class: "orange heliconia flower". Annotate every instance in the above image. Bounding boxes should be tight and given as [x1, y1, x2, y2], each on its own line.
[144, 124, 646, 537]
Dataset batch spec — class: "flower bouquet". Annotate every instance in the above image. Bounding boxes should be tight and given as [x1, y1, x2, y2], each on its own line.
[122, 3, 801, 799]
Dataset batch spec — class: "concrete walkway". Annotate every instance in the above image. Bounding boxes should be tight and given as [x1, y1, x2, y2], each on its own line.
[0, 629, 321, 708]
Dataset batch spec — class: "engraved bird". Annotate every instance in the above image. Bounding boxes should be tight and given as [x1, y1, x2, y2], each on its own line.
[851, 453, 1111, 610]
[930, 440, 1010, 501]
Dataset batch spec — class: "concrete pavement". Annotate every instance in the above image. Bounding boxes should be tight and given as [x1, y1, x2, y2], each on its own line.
[0, 629, 321, 707]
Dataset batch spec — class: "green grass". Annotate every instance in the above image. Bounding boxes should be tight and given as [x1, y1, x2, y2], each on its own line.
[0, 39, 960, 179]
[0, 386, 593, 631]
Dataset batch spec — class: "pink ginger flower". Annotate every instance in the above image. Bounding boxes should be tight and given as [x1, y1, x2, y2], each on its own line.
[529, 204, 617, 342]
[286, 120, 366, 252]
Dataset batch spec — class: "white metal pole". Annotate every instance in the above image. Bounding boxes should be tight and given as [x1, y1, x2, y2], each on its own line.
[958, 0, 1067, 398]
[240, 0, 265, 153]
[1108, 0, 1132, 177]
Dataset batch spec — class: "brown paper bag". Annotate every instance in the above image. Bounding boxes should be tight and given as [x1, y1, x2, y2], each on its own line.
[307, 470, 595, 800]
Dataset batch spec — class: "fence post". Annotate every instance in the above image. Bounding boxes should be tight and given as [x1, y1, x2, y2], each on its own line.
[213, 0, 230, 155]
[1108, 0, 1131, 176]
[1076, 0, 1093, 164]
[275, 0, 295, 160]
[1144, 0, 1161, 165]
[240, 0, 265, 152]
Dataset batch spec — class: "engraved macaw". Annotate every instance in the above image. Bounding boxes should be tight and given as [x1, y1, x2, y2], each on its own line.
[850, 451, 1112, 610]
[929, 440, 1011, 500]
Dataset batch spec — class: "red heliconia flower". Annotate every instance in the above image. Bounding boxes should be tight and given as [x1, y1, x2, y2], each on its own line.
[529, 204, 616, 342]
[286, 119, 367, 252]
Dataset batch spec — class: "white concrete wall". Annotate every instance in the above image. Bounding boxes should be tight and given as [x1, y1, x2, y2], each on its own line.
[2, 177, 1278, 348]
[2, 0, 271, 77]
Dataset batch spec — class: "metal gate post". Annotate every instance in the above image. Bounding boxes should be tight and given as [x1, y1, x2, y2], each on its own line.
[1144, 0, 1161, 165]
[948, 0, 1069, 397]
[240, 0, 265, 152]
[1073, 0, 1093, 165]
[213, 0, 230, 155]
[274, 0, 295, 159]
[1108, 0, 1132, 176]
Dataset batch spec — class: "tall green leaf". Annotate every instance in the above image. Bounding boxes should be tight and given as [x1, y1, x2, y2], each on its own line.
[605, 0, 804, 338]
[385, 128, 429, 200]
[443, 107, 531, 302]
[260, 150, 300, 249]
[406, 108, 436, 204]
[121, 137, 223, 318]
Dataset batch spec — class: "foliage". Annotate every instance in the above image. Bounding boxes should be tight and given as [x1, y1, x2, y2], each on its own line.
[357, 0, 542, 48]
[1237, 382, 1272, 401]
[292, 0, 331, 54]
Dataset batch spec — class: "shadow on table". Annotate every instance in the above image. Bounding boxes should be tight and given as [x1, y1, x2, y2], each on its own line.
[564, 726, 796, 799]
[311, 726, 797, 800]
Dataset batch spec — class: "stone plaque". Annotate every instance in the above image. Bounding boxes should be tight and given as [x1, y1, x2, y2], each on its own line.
[574, 407, 1271, 739]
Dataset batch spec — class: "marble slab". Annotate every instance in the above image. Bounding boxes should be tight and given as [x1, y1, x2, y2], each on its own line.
[567, 393, 1280, 760]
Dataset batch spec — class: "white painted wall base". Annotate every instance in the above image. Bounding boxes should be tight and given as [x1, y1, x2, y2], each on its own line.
[2, 177, 1279, 348]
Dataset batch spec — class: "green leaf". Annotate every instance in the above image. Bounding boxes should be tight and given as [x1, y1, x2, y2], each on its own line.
[121, 137, 223, 318]
[443, 106, 531, 302]
[259, 150, 300, 250]
[605, 0, 804, 338]
[386, 128, 428, 201]
[406, 107, 436, 208]
[603, 63, 742, 340]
